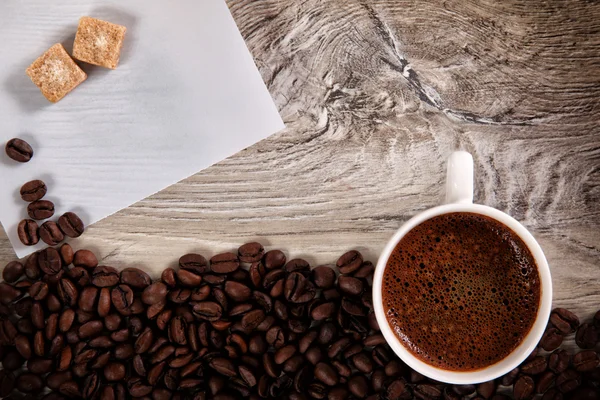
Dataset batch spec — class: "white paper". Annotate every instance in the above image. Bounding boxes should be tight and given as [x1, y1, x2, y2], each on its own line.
[0, 0, 285, 258]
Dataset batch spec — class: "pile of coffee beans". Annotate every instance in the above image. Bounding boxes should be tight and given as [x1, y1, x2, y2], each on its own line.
[0, 243, 598, 400]
[17, 179, 84, 246]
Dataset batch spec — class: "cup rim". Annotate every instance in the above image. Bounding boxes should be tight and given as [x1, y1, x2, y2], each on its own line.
[372, 203, 552, 384]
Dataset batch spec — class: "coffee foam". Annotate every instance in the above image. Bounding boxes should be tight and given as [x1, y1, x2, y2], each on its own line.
[382, 212, 540, 371]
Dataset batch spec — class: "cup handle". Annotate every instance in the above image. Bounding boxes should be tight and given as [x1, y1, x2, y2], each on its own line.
[445, 151, 474, 204]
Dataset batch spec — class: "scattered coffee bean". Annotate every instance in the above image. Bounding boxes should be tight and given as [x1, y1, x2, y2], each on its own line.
[57, 212, 84, 238]
[39, 221, 64, 246]
[27, 200, 55, 220]
[5, 138, 33, 162]
[20, 181, 47, 204]
[17, 219, 39, 246]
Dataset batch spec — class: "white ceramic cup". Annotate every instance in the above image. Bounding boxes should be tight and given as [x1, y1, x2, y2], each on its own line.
[372, 151, 552, 384]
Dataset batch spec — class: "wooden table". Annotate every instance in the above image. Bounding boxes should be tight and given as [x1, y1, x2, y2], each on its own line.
[1, 0, 598, 324]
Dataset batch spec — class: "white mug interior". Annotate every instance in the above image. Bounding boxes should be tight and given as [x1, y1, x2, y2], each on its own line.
[372, 152, 552, 384]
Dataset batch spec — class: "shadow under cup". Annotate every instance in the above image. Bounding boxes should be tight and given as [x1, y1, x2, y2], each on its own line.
[372, 203, 552, 385]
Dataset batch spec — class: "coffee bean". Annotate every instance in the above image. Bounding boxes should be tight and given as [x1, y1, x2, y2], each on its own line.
[89, 335, 114, 348]
[414, 383, 442, 399]
[576, 323, 598, 349]
[46, 371, 72, 391]
[14, 334, 32, 359]
[314, 362, 338, 386]
[39, 221, 64, 245]
[240, 308, 265, 331]
[305, 345, 323, 365]
[111, 284, 134, 312]
[570, 387, 600, 399]
[82, 372, 99, 398]
[285, 272, 316, 303]
[98, 287, 111, 317]
[476, 380, 496, 398]
[274, 344, 297, 364]
[6, 138, 33, 162]
[352, 352, 373, 374]
[348, 375, 368, 398]
[73, 250, 98, 269]
[91, 266, 119, 287]
[210, 252, 240, 274]
[550, 308, 580, 334]
[176, 269, 202, 287]
[513, 375, 535, 400]
[57, 345, 73, 371]
[0, 283, 21, 306]
[541, 388, 562, 400]
[38, 247, 62, 275]
[114, 343, 134, 359]
[311, 302, 336, 321]
[79, 320, 103, 338]
[142, 282, 168, 304]
[58, 308, 75, 333]
[549, 349, 571, 374]
[27, 199, 55, 220]
[536, 371, 556, 394]
[111, 328, 130, 342]
[239, 242, 265, 263]
[521, 356, 548, 375]
[262, 249, 286, 270]
[117, 267, 151, 289]
[541, 327, 564, 351]
[336, 251, 363, 274]
[99, 362, 126, 383]
[224, 280, 251, 302]
[209, 357, 237, 377]
[285, 259, 310, 276]
[30, 301, 44, 330]
[58, 278, 78, 306]
[57, 244, 74, 266]
[169, 316, 187, 345]
[16, 372, 44, 393]
[3, 261, 24, 283]
[18, 219, 39, 246]
[128, 376, 153, 397]
[307, 266, 334, 290]
[2, 349, 24, 371]
[573, 350, 599, 372]
[57, 212, 85, 238]
[556, 369, 581, 393]
[338, 275, 364, 296]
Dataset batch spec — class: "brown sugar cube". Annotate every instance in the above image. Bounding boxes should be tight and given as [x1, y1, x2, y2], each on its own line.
[25, 43, 87, 103]
[73, 16, 127, 69]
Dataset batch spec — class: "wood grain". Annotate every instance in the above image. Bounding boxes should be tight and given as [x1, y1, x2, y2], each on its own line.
[1, 0, 599, 324]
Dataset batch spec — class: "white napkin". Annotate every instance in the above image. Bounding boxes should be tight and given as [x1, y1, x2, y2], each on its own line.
[0, 0, 285, 258]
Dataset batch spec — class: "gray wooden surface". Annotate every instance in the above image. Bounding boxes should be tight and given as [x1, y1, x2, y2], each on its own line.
[1, 0, 599, 323]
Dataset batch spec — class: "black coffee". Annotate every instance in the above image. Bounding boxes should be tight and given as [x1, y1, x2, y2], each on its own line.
[382, 212, 541, 371]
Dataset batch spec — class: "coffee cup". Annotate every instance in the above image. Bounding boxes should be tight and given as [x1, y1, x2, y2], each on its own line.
[372, 151, 552, 384]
